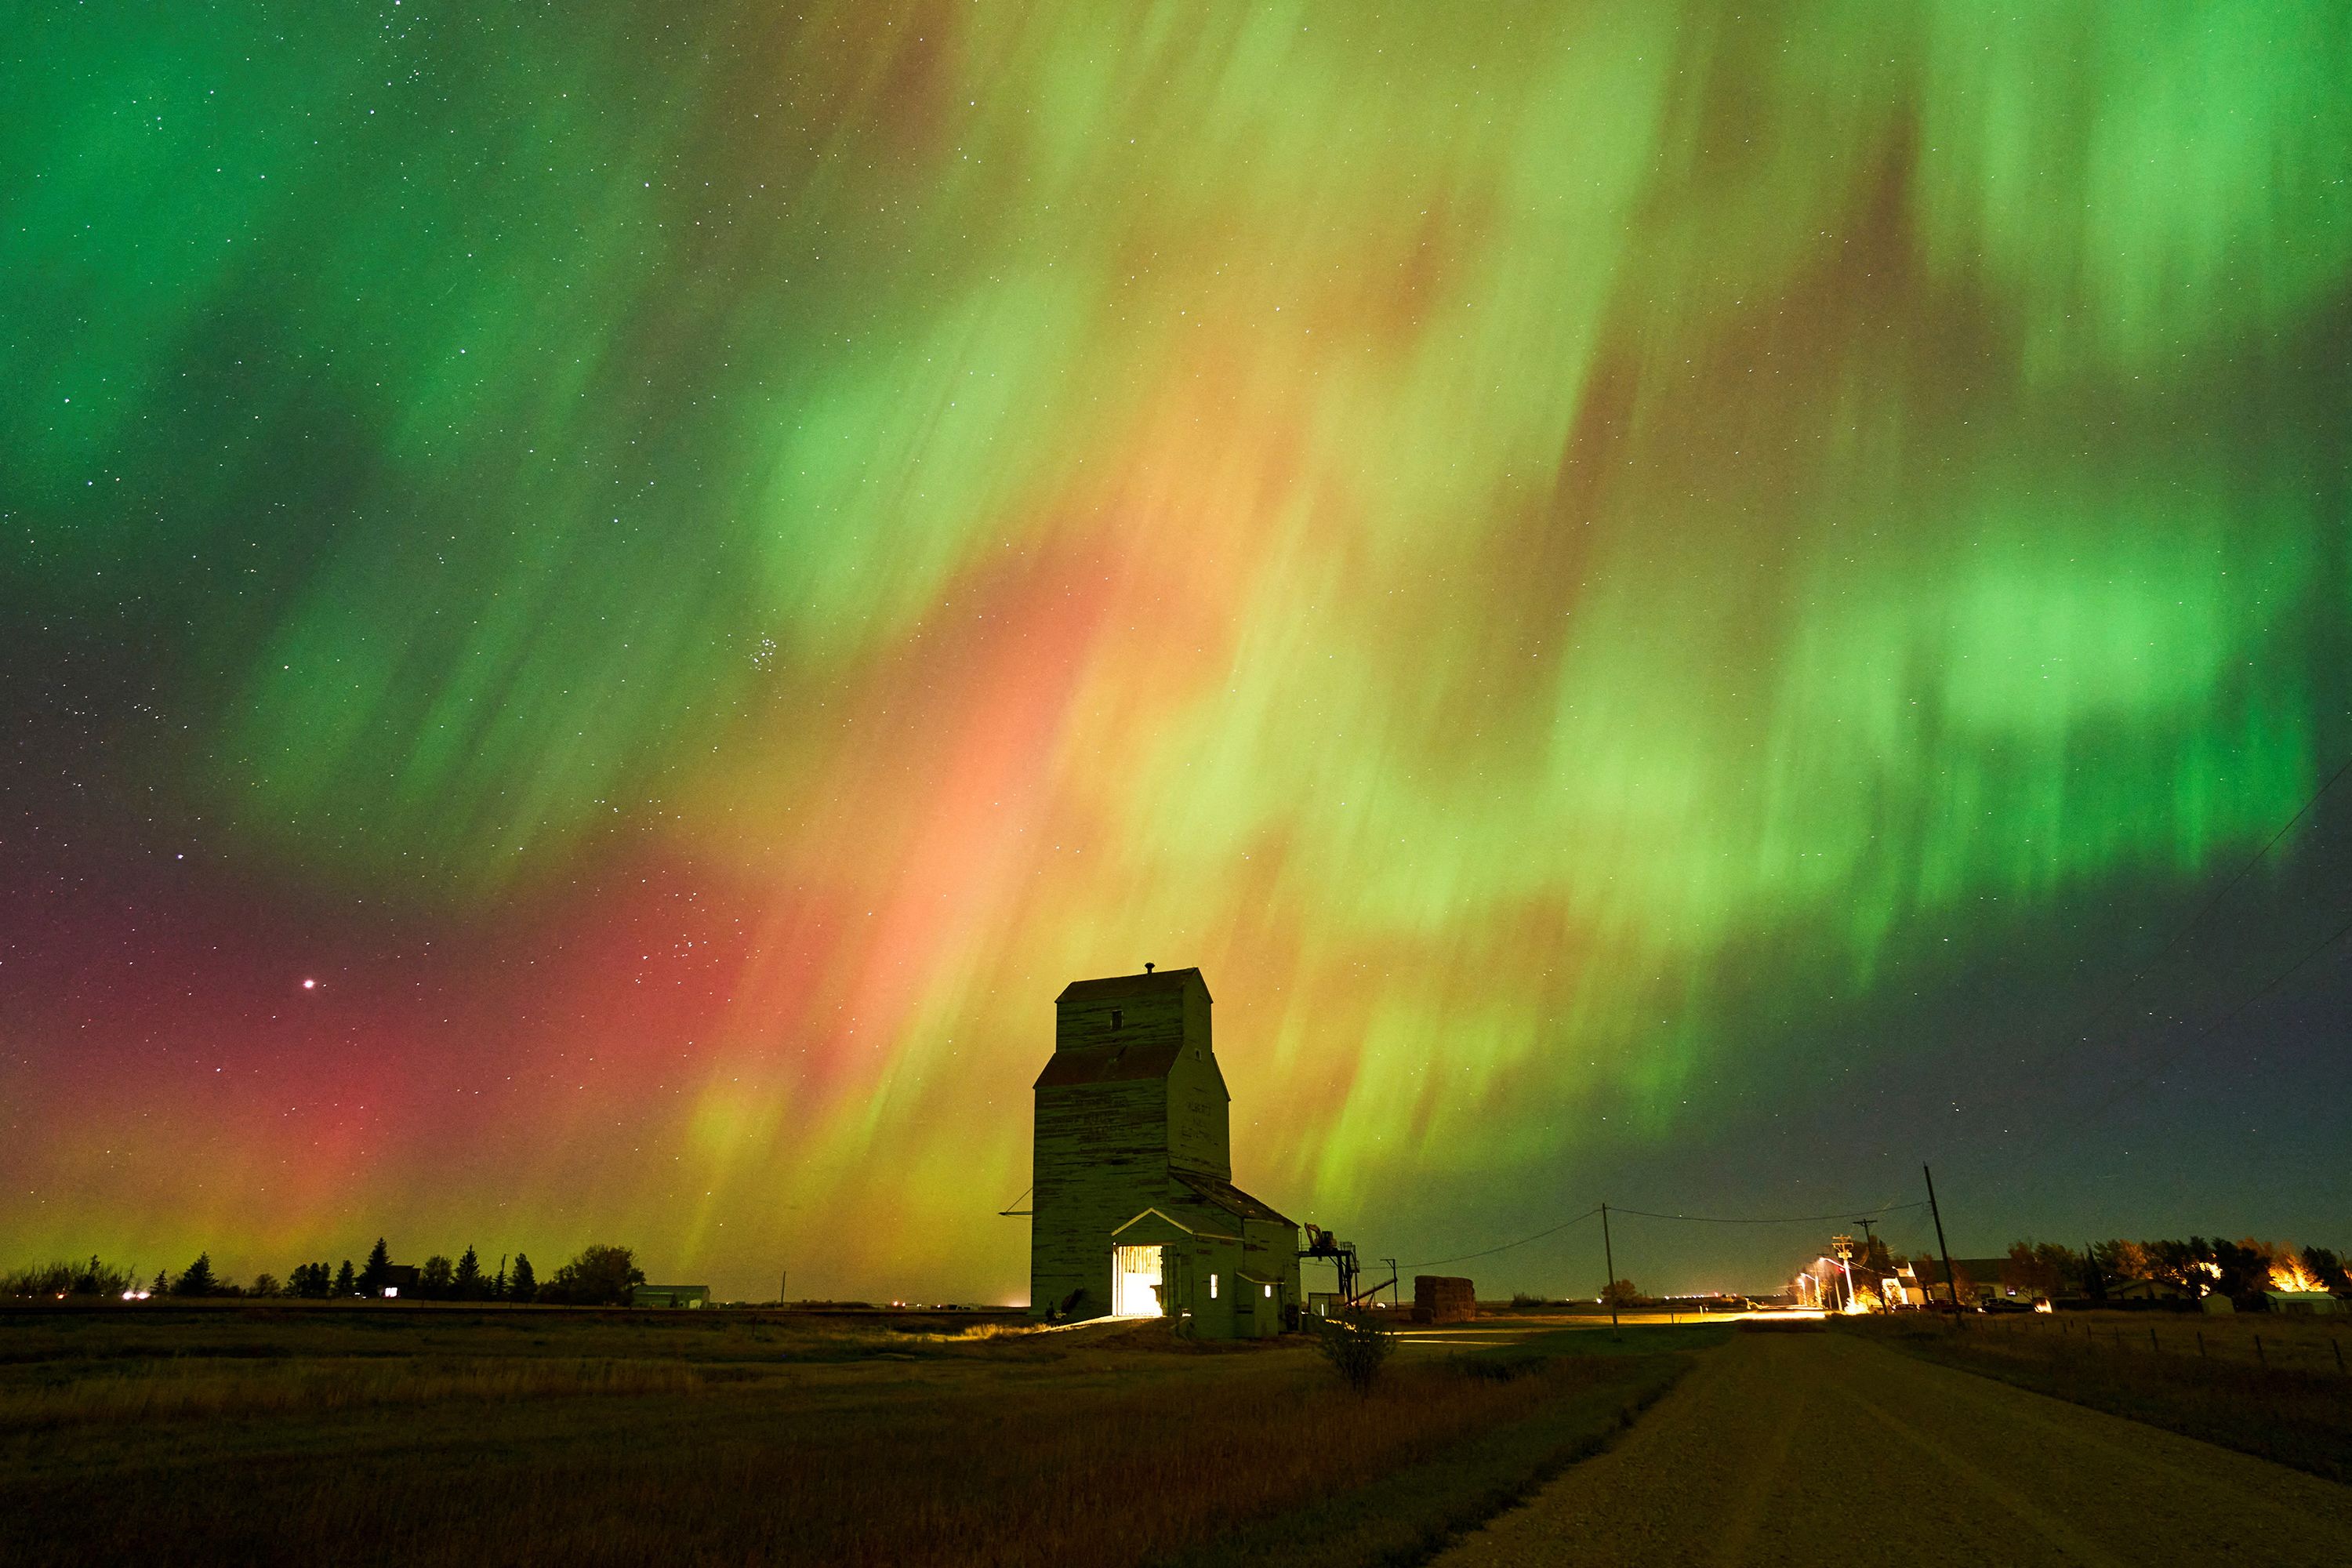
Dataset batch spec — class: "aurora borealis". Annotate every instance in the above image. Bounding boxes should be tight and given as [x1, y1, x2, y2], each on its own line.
[5, 2, 2350, 1300]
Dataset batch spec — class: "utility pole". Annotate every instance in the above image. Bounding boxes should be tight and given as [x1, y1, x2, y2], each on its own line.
[1601, 1202, 1621, 1340]
[1854, 1216, 1878, 1256]
[1923, 1163, 1962, 1330]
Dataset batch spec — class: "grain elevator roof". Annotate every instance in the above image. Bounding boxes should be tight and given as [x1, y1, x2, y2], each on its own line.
[1055, 967, 1211, 1004]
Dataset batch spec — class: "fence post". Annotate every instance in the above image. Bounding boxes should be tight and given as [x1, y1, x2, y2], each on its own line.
[2196, 1330, 2205, 1359]
[2334, 1338, 2345, 1376]
[2255, 1334, 2266, 1368]
[2150, 1327, 2159, 1354]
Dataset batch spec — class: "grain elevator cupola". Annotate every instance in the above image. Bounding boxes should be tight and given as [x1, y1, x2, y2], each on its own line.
[1029, 967, 1300, 1337]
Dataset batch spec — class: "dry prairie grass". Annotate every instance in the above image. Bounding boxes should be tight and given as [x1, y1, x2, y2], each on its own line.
[0, 1307, 1695, 1568]
[0, 1355, 705, 1428]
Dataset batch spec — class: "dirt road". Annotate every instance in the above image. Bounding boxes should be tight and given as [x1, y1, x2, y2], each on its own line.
[1433, 1328, 2352, 1566]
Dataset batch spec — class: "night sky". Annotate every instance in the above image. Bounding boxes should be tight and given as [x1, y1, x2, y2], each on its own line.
[5, 4, 2350, 1301]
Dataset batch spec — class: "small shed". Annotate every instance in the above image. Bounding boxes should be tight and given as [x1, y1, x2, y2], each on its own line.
[1412, 1276, 1476, 1324]
[633, 1284, 710, 1308]
[2265, 1290, 2339, 1316]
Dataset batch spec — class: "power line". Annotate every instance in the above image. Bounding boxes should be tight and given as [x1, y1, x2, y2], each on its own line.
[1400, 1207, 1599, 1269]
[1609, 1200, 1928, 1226]
[2045, 903, 2352, 1142]
[1951, 901, 2352, 1209]
[1396, 1193, 1928, 1270]
[1955, 749, 2352, 1134]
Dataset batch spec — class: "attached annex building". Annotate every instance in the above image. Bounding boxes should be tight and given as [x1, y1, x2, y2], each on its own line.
[1030, 967, 1300, 1338]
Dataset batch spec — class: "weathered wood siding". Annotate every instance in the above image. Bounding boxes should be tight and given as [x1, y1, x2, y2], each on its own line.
[1052, 980, 1190, 1053]
[1031, 969, 1288, 1329]
[1031, 1080, 1166, 1318]
[1165, 1040, 1230, 1178]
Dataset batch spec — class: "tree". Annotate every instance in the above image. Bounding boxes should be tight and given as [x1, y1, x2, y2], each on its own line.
[2082, 1242, 2107, 1304]
[1601, 1278, 1642, 1308]
[70, 1256, 132, 1298]
[358, 1239, 392, 1298]
[334, 1260, 357, 1297]
[289, 1262, 332, 1298]
[250, 1273, 283, 1298]
[452, 1246, 484, 1301]
[2144, 1239, 2210, 1294]
[492, 1257, 508, 1301]
[172, 1254, 216, 1297]
[510, 1253, 538, 1302]
[542, 1244, 644, 1306]
[2092, 1239, 2151, 1283]
[420, 1255, 455, 1298]
[151, 1271, 169, 1296]
[2002, 1242, 2065, 1300]
[2211, 1238, 2272, 1301]
[2303, 1247, 2350, 1294]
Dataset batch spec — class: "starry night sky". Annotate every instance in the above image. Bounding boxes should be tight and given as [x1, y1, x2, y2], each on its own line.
[5, 3, 2350, 1300]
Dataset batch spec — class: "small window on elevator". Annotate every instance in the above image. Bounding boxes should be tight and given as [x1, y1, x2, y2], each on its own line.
[1109, 1008, 1123, 1030]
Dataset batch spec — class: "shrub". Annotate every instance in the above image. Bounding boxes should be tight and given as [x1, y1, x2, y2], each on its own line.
[1316, 1316, 1395, 1395]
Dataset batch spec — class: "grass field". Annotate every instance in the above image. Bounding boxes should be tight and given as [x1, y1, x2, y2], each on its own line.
[1855, 1308, 2352, 1483]
[0, 1305, 1699, 1567]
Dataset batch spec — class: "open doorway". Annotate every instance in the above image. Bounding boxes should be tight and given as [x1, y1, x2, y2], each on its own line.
[1112, 1244, 1164, 1316]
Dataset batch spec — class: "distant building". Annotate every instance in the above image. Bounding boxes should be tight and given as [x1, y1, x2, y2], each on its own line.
[632, 1285, 710, 1309]
[1918, 1258, 2055, 1308]
[2266, 1291, 2339, 1315]
[1030, 967, 1300, 1339]
[379, 1265, 420, 1299]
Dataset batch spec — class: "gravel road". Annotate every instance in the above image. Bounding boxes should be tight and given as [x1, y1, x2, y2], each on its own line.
[1433, 1328, 2352, 1566]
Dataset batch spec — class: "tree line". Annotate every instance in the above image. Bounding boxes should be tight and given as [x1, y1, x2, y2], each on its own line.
[1882, 1236, 2349, 1304]
[3, 1241, 648, 1306]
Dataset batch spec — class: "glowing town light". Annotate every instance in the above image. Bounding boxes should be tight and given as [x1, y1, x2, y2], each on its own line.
[2270, 1257, 2321, 1293]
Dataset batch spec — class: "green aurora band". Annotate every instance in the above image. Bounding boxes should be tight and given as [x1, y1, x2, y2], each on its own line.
[4, 2, 2348, 1296]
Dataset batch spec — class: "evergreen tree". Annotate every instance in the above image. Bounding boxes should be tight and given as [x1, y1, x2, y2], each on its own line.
[510, 1252, 538, 1302]
[334, 1259, 357, 1296]
[452, 1246, 484, 1301]
[492, 1256, 508, 1301]
[420, 1255, 455, 1298]
[172, 1254, 216, 1297]
[358, 1238, 392, 1297]
[151, 1270, 169, 1296]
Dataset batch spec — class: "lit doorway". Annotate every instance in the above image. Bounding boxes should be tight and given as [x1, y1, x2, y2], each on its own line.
[1112, 1244, 1164, 1316]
